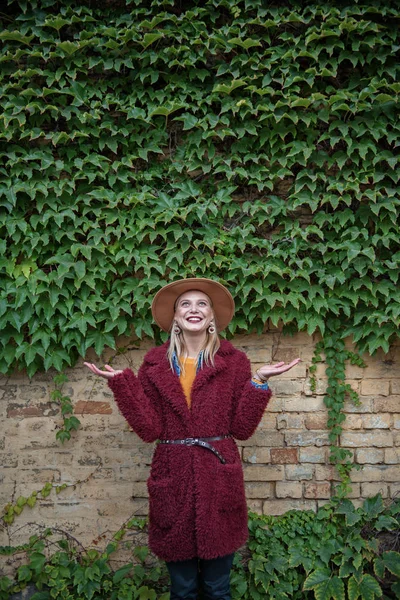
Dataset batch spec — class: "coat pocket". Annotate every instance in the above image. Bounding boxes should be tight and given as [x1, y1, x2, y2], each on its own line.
[215, 463, 246, 512]
[147, 477, 176, 529]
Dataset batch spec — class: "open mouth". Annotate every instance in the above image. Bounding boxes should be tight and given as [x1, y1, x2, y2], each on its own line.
[186, 317, 202, 323]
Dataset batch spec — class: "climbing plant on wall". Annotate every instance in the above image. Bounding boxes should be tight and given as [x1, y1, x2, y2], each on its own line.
[0, 0, 399, 376]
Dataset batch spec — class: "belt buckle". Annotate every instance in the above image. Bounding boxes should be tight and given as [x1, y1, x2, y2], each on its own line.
[185, 437, 198, 446]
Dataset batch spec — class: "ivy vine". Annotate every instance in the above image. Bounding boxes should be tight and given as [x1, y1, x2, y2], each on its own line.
[1, 466, 100, 527]
[52, 373, 81, 444]
[310, 319, 367, 493]
[0, 0, 399, 376]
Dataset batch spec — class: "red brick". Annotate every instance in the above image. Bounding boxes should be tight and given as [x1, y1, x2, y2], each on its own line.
[7, 403, 59, 418]
[8, 405, 43, 418]
[74, 401, 112, 415]
[304, 482, 331, 499]
[270, 448, 298, 464]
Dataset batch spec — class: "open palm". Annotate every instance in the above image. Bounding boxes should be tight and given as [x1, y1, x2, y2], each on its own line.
[84, 363, 123, 379]
[256, 358, 301, 380]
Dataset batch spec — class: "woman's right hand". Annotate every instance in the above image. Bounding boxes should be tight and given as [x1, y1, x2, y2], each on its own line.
[84, 363, 123, 380]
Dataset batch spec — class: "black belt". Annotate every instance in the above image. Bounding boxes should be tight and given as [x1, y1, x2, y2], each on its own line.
[158, 435, 230, 464]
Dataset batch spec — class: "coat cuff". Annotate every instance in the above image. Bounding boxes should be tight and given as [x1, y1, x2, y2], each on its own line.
[107, 369, 130, 392]
[251, 377, 269, 391]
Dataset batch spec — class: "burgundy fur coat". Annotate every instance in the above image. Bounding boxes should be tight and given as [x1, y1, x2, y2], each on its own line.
[108, 339, 271, 562]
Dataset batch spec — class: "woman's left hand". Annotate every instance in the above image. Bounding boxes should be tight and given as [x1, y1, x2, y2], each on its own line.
[255, 358, 301, 381]
[84, 363, 123, 379]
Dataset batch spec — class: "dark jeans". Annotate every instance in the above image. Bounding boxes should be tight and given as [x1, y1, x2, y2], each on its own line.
[166, 553, 234, 600]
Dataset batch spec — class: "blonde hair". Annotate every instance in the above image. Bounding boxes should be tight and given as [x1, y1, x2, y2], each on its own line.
[167, 297, 220, 373]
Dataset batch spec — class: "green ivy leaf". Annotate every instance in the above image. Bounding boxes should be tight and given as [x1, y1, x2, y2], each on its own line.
[113, 564, 133, 584]
[362, 495, 384, 519]
[137, 586, 157, 600]
[140, 33, 163, 48]
[26, 494, 37, 508]
[63, 416, 81, 432]
[382, 551, 400, 577]
[0, 31, 34, 44]
[335, 500, 362, 526]
[374, 515, 398, 531]
[228, 38, 261, 49]
[44, 17, 70, 31]
[29, 551, 47, 574]
[44, 350, 72, 372]
[57, 41, 80, 55]
[150, 103, 185, 117]
[56, 430, 71, 444]
[212, 80, 247, 94]
[303, 568, 331, 590]
[17, 565, 31, 581]
[30, 592, 51, 600]
[85, 330, 116, 356]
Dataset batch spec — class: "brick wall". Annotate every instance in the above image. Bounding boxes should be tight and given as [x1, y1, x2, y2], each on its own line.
[1, 330, 399, 548]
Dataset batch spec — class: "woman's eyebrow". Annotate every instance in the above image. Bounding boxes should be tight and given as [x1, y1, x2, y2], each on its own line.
[177, 296, 211, 305]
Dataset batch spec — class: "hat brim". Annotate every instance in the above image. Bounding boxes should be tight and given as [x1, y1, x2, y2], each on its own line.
[151, 278, 235, 332]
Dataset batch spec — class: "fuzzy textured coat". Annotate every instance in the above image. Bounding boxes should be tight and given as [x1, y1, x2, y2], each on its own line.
[108, 339, 272, 562]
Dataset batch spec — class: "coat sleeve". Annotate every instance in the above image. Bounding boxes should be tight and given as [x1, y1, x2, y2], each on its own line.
[107, 366, 163, 443]
[229, 352, 272, 440]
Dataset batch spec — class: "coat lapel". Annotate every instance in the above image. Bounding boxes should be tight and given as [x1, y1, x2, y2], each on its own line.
[147, 352, 190, 426]
[191, 353, 227, 395]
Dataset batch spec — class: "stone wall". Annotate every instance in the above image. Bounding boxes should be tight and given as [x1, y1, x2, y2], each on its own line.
[1, 330, 399, 551]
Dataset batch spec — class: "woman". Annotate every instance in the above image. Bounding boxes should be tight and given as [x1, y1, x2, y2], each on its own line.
[85, 278, 300, 600]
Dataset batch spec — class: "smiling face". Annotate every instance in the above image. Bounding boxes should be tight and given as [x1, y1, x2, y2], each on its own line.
[174, 290, 214, 335]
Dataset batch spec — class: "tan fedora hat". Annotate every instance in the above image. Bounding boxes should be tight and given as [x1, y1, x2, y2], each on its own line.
[151, 278, 235, 332]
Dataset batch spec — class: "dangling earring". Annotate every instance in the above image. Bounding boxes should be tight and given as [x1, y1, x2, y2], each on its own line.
[208, 322, 216, 334]
[173, 322, 181, 335]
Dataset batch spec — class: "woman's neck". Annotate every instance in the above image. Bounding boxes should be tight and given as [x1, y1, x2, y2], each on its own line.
[182, 332, 207, 358]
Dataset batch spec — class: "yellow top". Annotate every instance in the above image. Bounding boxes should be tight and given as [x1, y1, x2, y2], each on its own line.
[179, 357, 197, 408]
